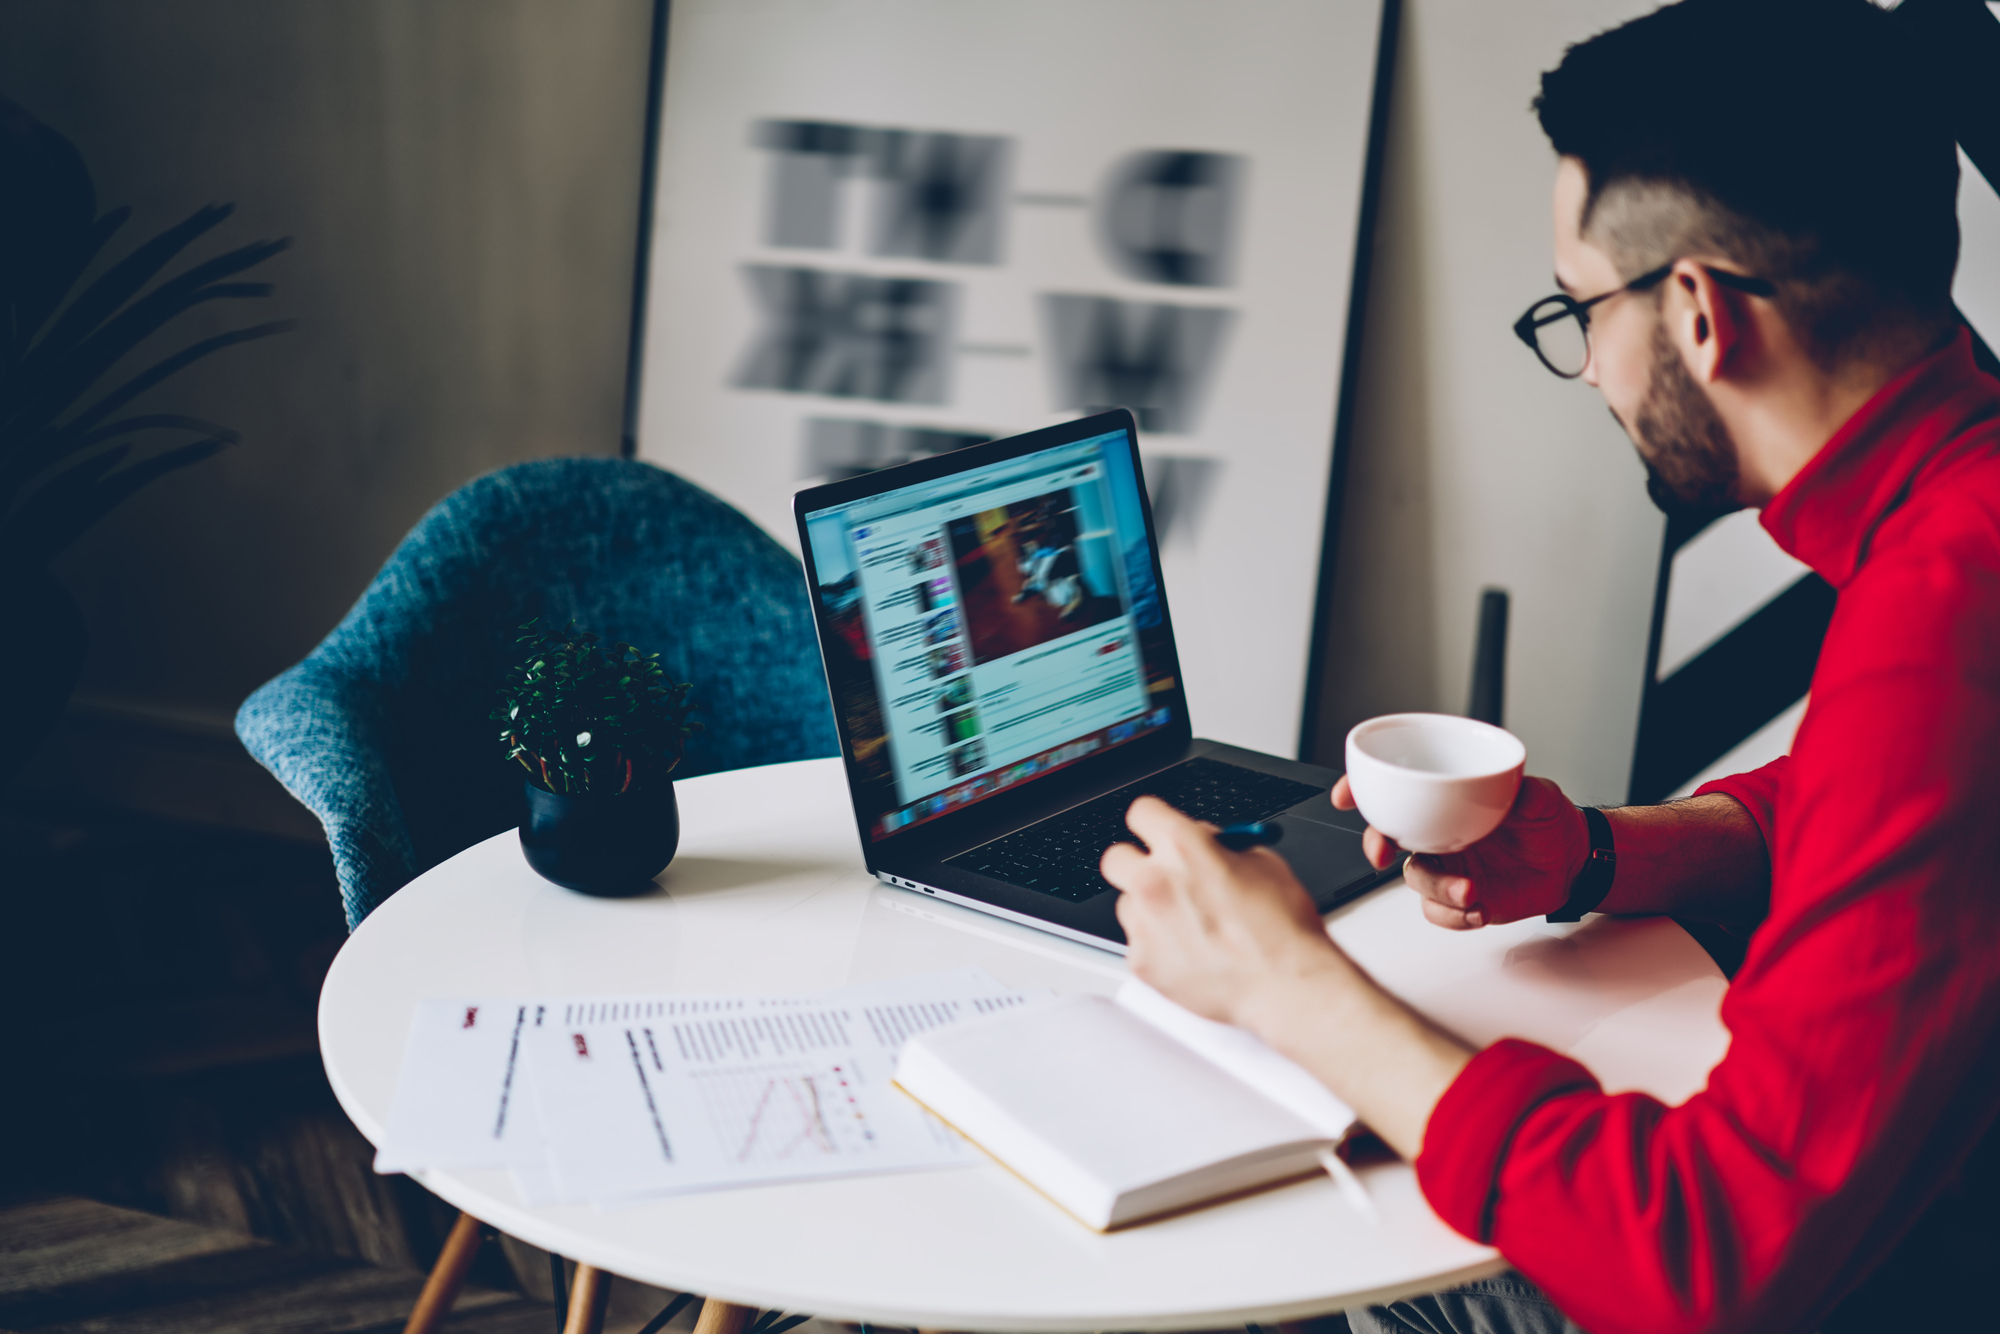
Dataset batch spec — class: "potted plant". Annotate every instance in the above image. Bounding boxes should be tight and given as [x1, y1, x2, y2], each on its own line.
[494, 620, 701, 896]
[1, 96, 291, 778]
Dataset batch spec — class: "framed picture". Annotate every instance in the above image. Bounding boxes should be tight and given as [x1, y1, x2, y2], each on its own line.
[632, 0, 1393, 757]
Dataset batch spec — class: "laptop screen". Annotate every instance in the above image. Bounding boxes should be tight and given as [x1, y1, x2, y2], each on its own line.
[802, 426, 1179, 841]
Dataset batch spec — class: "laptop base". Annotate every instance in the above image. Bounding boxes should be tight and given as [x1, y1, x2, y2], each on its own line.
[875, 739, 1390, 952]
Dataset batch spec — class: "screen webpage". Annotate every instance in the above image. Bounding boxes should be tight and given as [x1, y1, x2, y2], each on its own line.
[806, 429, 1177, 841]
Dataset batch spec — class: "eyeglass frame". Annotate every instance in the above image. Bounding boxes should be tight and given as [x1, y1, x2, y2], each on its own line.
[1512, 262, 1778, 379]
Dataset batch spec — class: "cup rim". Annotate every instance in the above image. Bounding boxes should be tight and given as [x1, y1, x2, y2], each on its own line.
[1344, 712, 1526, 782]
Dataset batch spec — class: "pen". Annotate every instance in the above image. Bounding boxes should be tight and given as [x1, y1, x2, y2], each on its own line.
[1215, 821, 1284, 851]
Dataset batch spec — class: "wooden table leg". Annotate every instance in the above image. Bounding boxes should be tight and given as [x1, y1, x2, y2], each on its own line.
[402, 1211, 487, 1334]
[562, 1264, 613, 1334]
[691, 1298, 755, 1334]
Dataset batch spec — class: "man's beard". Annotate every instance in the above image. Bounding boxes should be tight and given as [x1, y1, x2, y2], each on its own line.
[1623, 319, 1742, 523]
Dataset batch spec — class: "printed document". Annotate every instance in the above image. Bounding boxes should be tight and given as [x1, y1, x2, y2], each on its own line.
[526, 972, 1037, 1201]
[375, 969, 1037, 1204]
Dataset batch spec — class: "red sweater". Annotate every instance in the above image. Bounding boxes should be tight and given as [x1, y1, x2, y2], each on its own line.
[1415, 330, 2000, 1334]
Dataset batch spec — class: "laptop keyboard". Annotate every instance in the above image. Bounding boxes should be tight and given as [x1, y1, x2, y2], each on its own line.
[944, 757, 1325, 903]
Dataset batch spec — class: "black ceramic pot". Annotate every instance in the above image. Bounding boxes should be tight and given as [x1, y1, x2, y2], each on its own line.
[519, 779, 679, 897]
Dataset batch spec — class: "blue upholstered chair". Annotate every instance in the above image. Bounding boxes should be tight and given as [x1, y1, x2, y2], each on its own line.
[237, 458, 839, 930]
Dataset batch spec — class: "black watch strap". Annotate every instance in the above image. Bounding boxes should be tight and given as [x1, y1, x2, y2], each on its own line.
[1548, 806, 1616, 923]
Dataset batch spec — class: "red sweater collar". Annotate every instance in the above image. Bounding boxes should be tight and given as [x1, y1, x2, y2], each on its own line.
[1761, 328, 2000, 588]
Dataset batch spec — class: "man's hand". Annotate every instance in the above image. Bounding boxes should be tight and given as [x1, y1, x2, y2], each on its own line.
[1101, 795, 1355, 1028]
[1102, 794, 1474, 1161]
[1332, 774, 1588, 929]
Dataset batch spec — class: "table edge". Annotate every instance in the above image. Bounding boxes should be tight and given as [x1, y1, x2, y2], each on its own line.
[406, 1164, 1508, 1330]
[316, 761, 1652, 1326]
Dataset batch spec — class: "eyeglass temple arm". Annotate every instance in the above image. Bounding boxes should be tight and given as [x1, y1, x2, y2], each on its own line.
[1627, 263, 1775, 299]
[1707, 268, 1777, 297]
[1512, 264, 1775, 355]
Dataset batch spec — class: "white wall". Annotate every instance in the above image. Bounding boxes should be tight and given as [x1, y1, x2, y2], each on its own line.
[1311, 0, 1665, 805]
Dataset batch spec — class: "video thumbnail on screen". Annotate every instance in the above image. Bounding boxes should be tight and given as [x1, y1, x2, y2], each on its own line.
[944, 490, 1122, 665]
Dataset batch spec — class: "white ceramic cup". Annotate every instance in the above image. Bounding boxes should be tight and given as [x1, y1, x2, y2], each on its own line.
[1343, 712, 1527, 855]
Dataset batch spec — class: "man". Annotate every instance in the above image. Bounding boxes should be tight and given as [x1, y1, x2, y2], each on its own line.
[1099, 2, 2000, 1331]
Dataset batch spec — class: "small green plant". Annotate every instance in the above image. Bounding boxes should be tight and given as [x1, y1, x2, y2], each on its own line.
[494, 620, 701, 795]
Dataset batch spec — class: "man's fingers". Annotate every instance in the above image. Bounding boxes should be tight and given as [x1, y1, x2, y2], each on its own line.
[1337, 778, 1402, 870]
[1405, 855, 1478, 911]
[1099, 838, 1150, 890]
[1331, 775, 1356, 810]
[1121, 793, 1211, 853]
[1420, 897, 1487, 931]
[1361, 826, 1403, 870]
[1112, 887, 1141, 931]
[1106, 795, 1242, 906]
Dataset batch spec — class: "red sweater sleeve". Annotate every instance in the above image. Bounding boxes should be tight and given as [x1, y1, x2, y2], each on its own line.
[1693, 755, 1787, 850]
[1414, 521, 2000, 1334]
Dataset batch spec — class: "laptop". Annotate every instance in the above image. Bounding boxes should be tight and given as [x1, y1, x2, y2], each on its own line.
[794, 408, 1386, 952]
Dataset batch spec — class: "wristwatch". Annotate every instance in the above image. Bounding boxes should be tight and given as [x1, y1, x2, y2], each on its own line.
[1547, 806, 1616, 922]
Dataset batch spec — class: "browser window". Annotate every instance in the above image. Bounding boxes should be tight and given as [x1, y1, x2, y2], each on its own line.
[805, 429, 1175, 839]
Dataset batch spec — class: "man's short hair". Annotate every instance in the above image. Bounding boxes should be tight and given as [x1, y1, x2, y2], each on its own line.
[1535, 0, 1960, 368]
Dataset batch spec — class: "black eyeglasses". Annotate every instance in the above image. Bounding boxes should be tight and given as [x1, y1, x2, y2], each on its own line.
[1513, 263, 1777, 378]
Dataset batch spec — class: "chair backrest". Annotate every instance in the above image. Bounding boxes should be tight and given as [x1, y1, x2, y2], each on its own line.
[308, 458, 838, 879]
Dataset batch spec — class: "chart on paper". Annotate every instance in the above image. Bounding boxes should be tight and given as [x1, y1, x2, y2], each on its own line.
[699, 1063, 875, 1164]
[524, 973, 1041, 1202]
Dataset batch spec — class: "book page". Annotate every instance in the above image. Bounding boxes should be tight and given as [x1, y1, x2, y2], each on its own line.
[1114, 979, 1356, 1138]
[895, 994, 1336, 1228]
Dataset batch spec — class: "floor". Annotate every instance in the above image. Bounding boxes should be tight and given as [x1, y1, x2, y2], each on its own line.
[0, 1196, 550, 1334]
[0, 793, 406, 1264]
[0, 796, 704, 1334]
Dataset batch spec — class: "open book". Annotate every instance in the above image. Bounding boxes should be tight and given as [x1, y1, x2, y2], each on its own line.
[893, 980, 1358, 1231]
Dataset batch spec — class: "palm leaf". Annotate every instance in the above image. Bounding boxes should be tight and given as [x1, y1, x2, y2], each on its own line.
[0, 205, 128, 376]
[71, 412, 236, 449]
[1, 104, 291, 568]
[0, 238, 289, 440]
[24, 203, 232, 368]
[0, 430, 233, 566]
[0, 318, 292, 509]
[0, 439, 133, 562]
[52, 238, 289, 390]
[0, 274, 280, 460]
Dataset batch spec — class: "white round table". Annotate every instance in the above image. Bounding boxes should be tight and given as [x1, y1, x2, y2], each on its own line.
[320, 758, 1731, 1331]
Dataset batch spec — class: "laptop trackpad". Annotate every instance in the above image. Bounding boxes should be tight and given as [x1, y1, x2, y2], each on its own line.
[1268, 812, 1381, 909]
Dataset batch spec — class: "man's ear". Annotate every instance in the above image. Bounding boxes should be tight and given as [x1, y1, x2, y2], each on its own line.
[1664, 259, 1747, 384]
